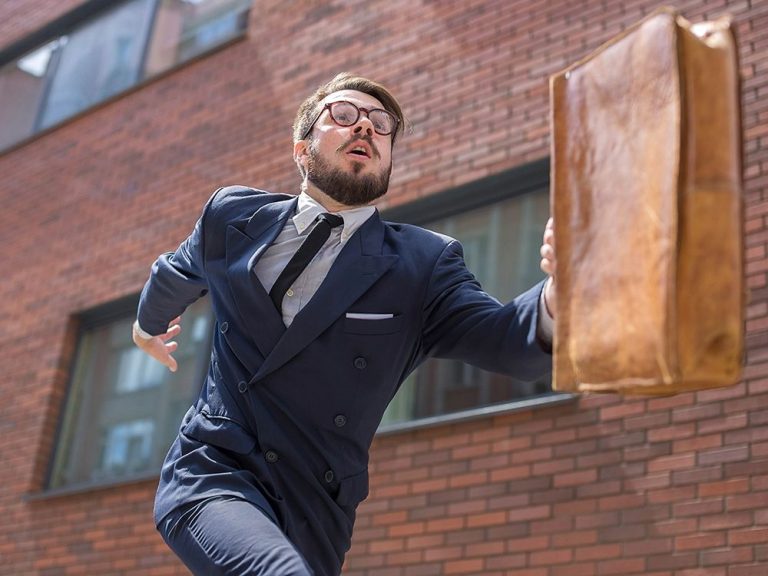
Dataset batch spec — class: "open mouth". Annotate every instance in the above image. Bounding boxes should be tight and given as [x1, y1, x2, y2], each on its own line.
[346, 144, 372, 159]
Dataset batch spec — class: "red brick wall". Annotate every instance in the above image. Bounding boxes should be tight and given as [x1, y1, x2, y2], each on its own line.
[0, 0, 765, 574]
[0, 0, 85, 48]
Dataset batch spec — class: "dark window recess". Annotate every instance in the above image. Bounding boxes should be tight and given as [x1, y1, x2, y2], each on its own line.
[380, 162, 553, 427]
[48, 297, 213, 489]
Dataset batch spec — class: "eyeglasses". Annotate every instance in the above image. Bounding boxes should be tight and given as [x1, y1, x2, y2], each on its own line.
[301, 100, 399, 140]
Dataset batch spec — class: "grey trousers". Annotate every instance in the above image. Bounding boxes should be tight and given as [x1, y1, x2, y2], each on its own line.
[158, 496, 314, 576]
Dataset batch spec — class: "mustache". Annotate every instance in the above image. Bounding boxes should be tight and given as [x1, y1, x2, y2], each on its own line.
[336, 134, 380, 159]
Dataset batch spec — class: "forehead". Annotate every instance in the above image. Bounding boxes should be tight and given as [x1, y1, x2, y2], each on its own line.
[322, 89, 384, 109]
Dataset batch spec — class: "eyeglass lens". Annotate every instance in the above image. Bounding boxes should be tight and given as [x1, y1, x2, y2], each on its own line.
[329, 101, 395, 135]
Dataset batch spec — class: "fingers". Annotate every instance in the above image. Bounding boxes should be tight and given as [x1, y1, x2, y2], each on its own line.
[540, 257, 556, 277]
[151, 339, 179, 372]
[541, 219, 558, 317]
[134, 332, 179, 372]
[165, 343, 178, 373]
[543, 217, 554, 246]
[540, 217, 556, 277]
[540, 243, 555, 260]
[160, 318, 181, 371]
[543, 275, 557, 318]
[159, 322, 182, 342]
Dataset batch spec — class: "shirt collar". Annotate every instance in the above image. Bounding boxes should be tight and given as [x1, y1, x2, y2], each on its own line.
[293, 192, 376, 242]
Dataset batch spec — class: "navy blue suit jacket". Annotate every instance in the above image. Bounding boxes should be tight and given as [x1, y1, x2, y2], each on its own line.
[138, 186, 552, 575]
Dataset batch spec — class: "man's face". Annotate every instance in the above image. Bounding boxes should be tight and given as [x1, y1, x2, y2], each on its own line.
[297, 89, 394, 206]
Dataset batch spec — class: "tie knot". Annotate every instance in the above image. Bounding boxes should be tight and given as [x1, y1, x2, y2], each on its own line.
[318, 212, 344, 229]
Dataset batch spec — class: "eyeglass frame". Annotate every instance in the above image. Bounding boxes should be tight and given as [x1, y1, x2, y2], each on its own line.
[300, 100, 400, 141]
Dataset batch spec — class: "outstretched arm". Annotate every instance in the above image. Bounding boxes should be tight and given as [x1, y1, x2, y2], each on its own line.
[421, 242, 550, 382]
[421, 217, 558, 381]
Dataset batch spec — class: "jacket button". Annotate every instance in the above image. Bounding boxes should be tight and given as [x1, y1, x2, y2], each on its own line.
[334, 414, 347, 428]
[238, 381, 248, 393]
[219, 321, 229, 333]
[354, 357, 367, 370]
[324, 469, 335, 483]
[265, 450, 279, 463]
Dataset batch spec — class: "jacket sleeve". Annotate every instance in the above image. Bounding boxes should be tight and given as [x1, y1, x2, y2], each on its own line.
[136, 188, 220, 336]
[421, 240, 552, 383]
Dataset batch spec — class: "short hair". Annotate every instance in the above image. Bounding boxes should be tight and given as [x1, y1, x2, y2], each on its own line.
[292, 73, 406, 145]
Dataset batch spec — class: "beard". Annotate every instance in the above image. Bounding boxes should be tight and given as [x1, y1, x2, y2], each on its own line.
[305, 140, 391, 206]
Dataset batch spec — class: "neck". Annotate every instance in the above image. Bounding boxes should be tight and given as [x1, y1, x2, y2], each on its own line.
[302, 180, 366, 212]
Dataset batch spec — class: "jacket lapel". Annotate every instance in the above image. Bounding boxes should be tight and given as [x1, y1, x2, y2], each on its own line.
[225, 197, 298, 359]
[250, 211, 398, 384]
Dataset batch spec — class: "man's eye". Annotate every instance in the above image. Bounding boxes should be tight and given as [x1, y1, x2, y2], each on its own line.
[334, 110, 355, 124]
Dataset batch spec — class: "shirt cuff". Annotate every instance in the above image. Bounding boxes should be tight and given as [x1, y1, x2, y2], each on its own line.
[133, 320, 155, 340]
[536, 284, 554, 345]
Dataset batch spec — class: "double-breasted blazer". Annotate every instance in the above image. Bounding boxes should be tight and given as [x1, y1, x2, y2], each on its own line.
[138, 185, 552, 575]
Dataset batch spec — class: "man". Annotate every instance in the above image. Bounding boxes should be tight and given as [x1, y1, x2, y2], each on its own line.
[133, 73, 557, 576]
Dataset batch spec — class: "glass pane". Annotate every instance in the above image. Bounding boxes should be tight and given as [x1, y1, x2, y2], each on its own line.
[144, 0, 250, 77]
[97, 419, 155, 478]
[49, 298, 213, 488]
[38, 0, 154, 130]
[114, 347, 165, 393]
[380, 188, 551, 427]
[0, 39, 61, 149]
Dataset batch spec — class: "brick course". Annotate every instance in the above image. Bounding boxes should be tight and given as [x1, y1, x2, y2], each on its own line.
[0, 0, 765, 574]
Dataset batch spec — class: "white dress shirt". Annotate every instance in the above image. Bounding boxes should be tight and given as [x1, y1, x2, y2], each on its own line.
[255, 192, 375, 327]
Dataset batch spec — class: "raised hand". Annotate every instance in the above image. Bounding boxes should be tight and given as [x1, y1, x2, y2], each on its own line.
[539, 217, 556, 318]
[132, 316, 182, 372]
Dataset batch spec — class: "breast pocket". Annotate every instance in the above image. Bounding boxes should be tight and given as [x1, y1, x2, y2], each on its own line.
[343, 315, 403, 335]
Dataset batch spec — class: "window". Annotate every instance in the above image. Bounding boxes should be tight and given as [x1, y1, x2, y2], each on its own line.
[38, 0, 155, 130]
[0, 0, 251, 151]
[145, 0, 251, 76]
[49, 297, 213, 489]
[380, 162, 554, 428]
[0, 39, 59, 150]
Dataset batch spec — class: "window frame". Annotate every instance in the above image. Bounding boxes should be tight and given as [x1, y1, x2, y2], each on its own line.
[0, 0, 250, 155]
[38, 293, 213, 498]
[377, 158, 574, 435]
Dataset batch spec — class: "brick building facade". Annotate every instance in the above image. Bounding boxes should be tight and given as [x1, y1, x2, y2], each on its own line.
[0, 0, 766, 574]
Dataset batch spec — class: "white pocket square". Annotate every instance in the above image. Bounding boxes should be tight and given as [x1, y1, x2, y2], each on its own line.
[345, 313, 394, 320]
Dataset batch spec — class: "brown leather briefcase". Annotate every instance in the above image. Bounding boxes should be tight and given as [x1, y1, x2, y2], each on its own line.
[550, 7, 744, 394]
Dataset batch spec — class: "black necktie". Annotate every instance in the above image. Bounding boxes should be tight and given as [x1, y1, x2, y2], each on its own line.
[270, 212, 344, 311]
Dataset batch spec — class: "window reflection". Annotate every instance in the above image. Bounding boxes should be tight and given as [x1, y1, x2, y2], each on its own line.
[49, 298, 212, 488]
[0, 0, 252, 151]
[98, 419, 155, 477]
[144, 0, 251, 77]
[38, 0, 154, 129]
[17, 39, 62, 77]
[115, 347, 165, 394]
[0, 40, 61, 148]
[380, 188, 551, 427]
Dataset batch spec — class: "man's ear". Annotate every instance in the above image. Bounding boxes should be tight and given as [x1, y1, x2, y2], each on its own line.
[293, 140, 309, 172]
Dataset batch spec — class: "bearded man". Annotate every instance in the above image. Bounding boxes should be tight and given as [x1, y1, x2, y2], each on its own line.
[133, 73, 557, 576]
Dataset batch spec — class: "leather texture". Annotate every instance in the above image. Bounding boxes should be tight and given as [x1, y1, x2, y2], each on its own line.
[550, 7, 744, 394]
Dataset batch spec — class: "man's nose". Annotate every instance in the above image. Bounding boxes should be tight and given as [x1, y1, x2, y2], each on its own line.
[353, 117, 374, 136]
